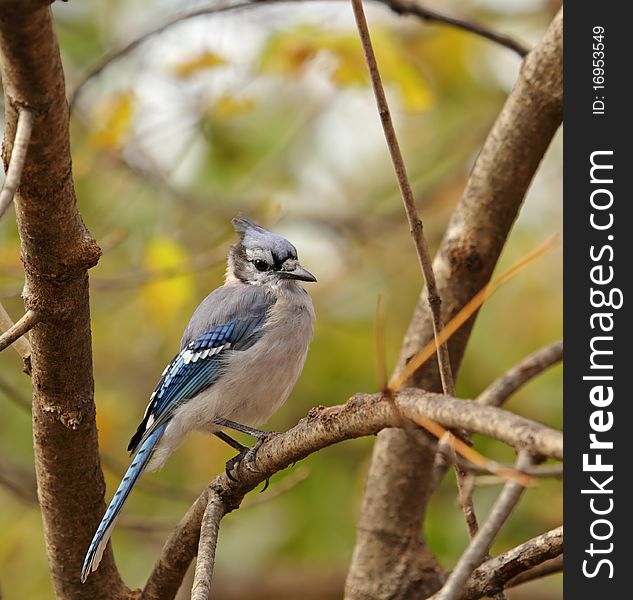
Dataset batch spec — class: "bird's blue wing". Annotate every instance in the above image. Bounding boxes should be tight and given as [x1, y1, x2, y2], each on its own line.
[128, 310, 269, 454]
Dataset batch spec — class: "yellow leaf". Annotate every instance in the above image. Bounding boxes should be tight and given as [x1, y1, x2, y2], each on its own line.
[260, 25, 433, 112]
[89, 90, 135, 150]
[170, 51, 226, 78]
[260, 27, 320, 74]
[211, 95, 257, 119]
[140, 237, 195, 325]
[365, 29, 433, 112]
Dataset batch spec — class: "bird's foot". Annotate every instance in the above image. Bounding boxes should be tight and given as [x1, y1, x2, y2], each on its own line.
[224, 431, 279, 489]
[225, 447, 248, 482]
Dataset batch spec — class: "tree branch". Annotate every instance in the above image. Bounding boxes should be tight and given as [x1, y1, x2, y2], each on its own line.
[506, 554, 563, 589]
[69, 0, 527, 109]
[0, 309, 42, 353]
[0, 302, 31, 370]
[0, 3, 126, 599]
[190, 493, 225, 600]
[463, 527, 563, 599]
[346, 9, 562, 598]
[0, 107, 33, 220]
[477, 339, 563, 407]
[352, 0, 482, 544]
[140, 391, 561, 597]
[380, 0, 528, 57]
[431, 453, 534, 600]
[351, 0, 455, 400]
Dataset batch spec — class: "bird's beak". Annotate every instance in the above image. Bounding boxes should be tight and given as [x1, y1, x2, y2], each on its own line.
[281, 264, 317, 283]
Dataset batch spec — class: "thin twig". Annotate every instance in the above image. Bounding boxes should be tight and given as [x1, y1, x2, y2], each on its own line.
[463, 527, 563, 599]
[191, 492, 226, 600]
[0, 109, 33, 220]
[477, 339, 563, 407]
[382, 0, 528, 57]
[431, 452, 534, 600]
[346, 9, 562, 596]
[455, 458, 562, 480]
[0, 302, 31, 358]
[69, 0, 281, 108]
[351, 0, 454, 397]
[351, 0, 482, 541]
[507, 554, 563, 588]
[389, 237, 557, 393]
[374, 295, 388, 390]
[0, 309, 42, 353]
[69, 0, 527, 109]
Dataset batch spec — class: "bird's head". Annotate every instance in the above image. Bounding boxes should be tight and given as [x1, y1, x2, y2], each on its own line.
[227, 216, 317, 288]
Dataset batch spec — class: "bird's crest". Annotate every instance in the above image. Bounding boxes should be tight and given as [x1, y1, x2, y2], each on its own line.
[232, 215, 267, 238]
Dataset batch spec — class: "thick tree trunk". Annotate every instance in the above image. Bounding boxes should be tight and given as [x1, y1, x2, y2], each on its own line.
[345, 9, 563, 599]
[0, 2, 128, 598]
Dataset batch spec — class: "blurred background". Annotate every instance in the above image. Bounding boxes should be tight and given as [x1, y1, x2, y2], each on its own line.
[0, 0, 562, 598]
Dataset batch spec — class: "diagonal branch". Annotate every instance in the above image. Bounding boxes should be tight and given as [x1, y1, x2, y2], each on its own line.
[477, 339, 563, 407]
[0, 107, 33, 220]
[0, 309, 42, 352]
[351, 0, 454, 397]
[346, 9, 562, 599]
[69, 0, 527, 109]
[380, 0, 528, 57]
[431, 452, 534, 600]
[351, 0, 483, 544]
[507, 554, 563, 589]
[190, 492, 226, 600]
[0, 301, 33, 362]
[140, 391, 561, 599]
[463, 526, 563, 599]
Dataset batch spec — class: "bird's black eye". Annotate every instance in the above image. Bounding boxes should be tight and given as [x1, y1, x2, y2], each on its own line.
[253, 259, 269, 272]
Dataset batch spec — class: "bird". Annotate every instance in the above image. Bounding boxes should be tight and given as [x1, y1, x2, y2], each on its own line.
[81, 216, 316, 582]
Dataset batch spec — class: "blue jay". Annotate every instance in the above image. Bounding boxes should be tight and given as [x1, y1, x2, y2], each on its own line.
[81, 216, 316, 582]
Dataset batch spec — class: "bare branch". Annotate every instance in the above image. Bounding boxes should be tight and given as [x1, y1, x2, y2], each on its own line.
[0, 301, 31, 360]
[477, 339, 563, 407]
[381, 0, 528, 57]
[351, 0, 454, 398]
[0, 108, 33, 220]
[0, 309, 42, 353]
[142, 490, 211, 600]
[141, 392, 561, 596]
[70, 0, 272, 108]
[431, 453, 534, 600]
[190, 493, 226, 600]
[507, 554, 563, 589]
[70, 0, 527, 109]
[0, 3, 125, 598]
[463, 527, 563, 599]
[352, 0, 481, 542]
[346, 9, 562, 597]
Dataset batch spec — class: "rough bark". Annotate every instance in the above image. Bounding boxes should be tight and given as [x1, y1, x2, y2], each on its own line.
[345, 9, 563, 599]
[463, 527, 563, 599]
[141, 390, 562, 598]
[0, 2, 128, 599]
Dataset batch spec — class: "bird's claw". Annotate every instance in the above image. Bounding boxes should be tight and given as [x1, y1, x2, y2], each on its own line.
[223, 432, 278, 486]
[225, 447, 248, 481]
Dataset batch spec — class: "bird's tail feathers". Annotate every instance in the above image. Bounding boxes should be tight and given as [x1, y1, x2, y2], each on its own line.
[80, 422, 167, 583]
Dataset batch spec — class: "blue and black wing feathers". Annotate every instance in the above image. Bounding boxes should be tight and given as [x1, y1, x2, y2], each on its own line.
[128, 308, 271, 454]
